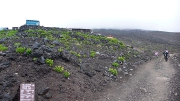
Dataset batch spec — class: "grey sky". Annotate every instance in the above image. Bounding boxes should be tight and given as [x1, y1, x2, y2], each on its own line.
[0, 0, 180, 32]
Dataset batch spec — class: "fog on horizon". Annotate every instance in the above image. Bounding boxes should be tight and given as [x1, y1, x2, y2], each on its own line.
[0, 0, 180, 32]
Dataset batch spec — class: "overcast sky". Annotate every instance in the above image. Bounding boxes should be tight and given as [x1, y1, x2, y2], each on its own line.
[0, 0, 180, 32]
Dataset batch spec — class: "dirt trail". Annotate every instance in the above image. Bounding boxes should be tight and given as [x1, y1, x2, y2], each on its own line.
[96, 55, 176, 101]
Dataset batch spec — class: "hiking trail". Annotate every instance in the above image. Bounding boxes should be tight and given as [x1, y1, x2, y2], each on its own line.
[96, 54, 176, 101]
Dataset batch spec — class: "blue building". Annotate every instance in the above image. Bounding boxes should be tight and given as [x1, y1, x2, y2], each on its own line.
[26, 20, 40, 26]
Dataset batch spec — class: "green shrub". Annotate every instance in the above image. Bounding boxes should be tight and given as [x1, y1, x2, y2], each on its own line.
[58, 47, 63, 52]
[109, 68, 118, 76]
[108, 38, 119, 44]
[90, 51, 96, 58]
[76, 53, 81, 58]
[53, 66, 64, 73]
[26, 48, 32, 55]
[117, 56, 125, 62]
[16, 47, 26, 54]
[45, 58, 54, 66]
[112, 62, 119, 67]
[119, 41, 126, 48]
[70, 50, 81, 58]
[63, 70, 70, 78]
[14, 42, 21, 47]
[78, 59, 82, 63]
[0, 44, 8, 51]
[33, 57, 37, 61]
[83, 55, 86, 58]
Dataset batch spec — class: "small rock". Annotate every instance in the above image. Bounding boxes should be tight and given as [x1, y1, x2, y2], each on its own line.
[140, 87, 147, 93]
[0, 52, 6, 56]
[175, 93, 178, 96]
[0, 38, 6, 44]
[130, 68, 133, 71]
[32, 49, 43, 57]
[85, 71, 95, 77]
[0, 93, 11, 100]
[38, 96, 46, 101]
[52, 40, 60, 45]
[38, 86, 50, 95]
[39, 56, 45, 64]
[44, 91, 53, 99]
[43, 46, 52, 53]
[124, 71, 128, 75]
[0, 61, 11, 68]
[118, 68, 122, 72]
[43, 38, 48, 44]
[32, 42, 41, 49]
[96, 52, 100, 55]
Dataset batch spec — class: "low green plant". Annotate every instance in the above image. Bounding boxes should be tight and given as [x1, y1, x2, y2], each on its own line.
[26, 48, 32, 55]
[90, 51, 96, 58]
[109, 68, 118, 76]
[53, 66, 64, 73]
[63, 70, 70, 78]
[112, 62, 119, 67]
[0, 44, 8, 51]
[76, 53, 81, 58]
[16, 47, 26, 54]
[78, 59, 82, 63]
[6, 30, 17, 37]
[83, 54, 86, 58]
[45, 58, 54, 66]
[70, 50, 81, 58]
[14, 42, 21, 47]
[117, 56, 125, 62]
[33, 57, 37, 61]
[58, 47, 63, 52]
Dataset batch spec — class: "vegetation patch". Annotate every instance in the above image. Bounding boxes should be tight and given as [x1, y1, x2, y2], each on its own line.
[14, 42, 21, 47]
[0, 44, 8, 51]
[112, 62, 119, 67]
[108, 68, 118, 76]
[58, 47, 63, 52]
[33, 57, 37, 61]
[63, 70, 70, 78]
[16, 47, 26, 54]
[45, 58, 54, 66]
[70, 50, 81, 58]
[53, 66, 64, 73]
[117, 56, 125, 63]
[90, 51, 96, 58]
[0, 30, 17, 39]
[26, 48, 32, 55]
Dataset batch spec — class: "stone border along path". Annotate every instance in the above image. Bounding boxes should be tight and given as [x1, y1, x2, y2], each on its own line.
[96, 54, 176, 101]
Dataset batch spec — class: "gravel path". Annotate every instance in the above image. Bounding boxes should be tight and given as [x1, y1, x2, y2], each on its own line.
[96, 55, 176, 101]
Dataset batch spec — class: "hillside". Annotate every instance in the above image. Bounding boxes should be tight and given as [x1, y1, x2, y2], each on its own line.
[0, 27, 179, 101]
[0, 26, 154, 101]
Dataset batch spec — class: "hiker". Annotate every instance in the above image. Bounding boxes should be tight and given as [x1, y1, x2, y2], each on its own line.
[155, 51, 159, 58]
[163, 48, 169, 61]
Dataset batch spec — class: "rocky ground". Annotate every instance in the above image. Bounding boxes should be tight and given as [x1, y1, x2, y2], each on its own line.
[0, 27, 179, 101]
[94, 29, 180, 101]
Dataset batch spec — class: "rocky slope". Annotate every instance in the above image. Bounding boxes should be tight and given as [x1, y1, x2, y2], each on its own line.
[0, 26, 155, 101]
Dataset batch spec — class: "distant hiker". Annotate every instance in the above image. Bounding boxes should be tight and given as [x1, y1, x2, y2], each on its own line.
[163, 48, 169, 61]
[155, 51, 159, 58]
[163, 49, 169, 57]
